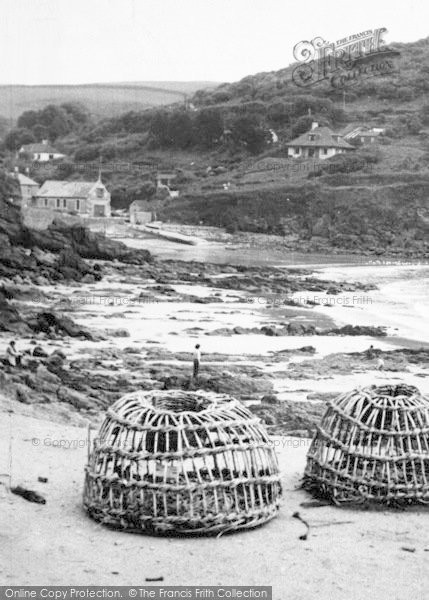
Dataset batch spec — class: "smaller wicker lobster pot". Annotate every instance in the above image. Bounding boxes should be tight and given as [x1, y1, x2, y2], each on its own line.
[83, 390, 281, 535]
[304, 384, 429, 506]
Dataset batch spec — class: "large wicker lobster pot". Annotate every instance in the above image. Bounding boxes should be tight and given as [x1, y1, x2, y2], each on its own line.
[83, 390, 281, 535]
[304, 384, 429, 506]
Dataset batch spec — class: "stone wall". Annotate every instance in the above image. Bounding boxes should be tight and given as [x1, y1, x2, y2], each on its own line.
[22, 207, 127, 235]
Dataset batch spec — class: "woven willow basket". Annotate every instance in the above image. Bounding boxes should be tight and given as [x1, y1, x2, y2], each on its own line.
[83, 390, 282, 535]
[304, 384, 429, 506]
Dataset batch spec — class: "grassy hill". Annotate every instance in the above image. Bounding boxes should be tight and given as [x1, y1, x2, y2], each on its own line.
[0, 81, 218, 121]
[2, 36, 429, 255]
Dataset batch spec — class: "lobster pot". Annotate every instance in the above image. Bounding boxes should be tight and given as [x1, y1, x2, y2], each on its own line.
[83, 390, 281, 535]
[304, 384, 429, 506]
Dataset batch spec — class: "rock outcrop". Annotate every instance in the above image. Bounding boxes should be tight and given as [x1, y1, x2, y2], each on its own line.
[205, 323, 387, 337]
[0, 193, 151, 285]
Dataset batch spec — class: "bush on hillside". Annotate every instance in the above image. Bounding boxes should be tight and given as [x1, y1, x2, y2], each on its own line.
[74, 144, 102, 162]
[4, 128, 36, 152]
[230, 116, 269, 155]
[15, 103, 90, 143]
[194, 109, 223, 148]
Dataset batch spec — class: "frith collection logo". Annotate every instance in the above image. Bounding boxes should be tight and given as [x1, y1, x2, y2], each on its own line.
[292, 28, 400, 89]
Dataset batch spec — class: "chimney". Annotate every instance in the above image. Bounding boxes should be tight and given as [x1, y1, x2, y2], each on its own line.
[14, 166, 19, 177]
[25, 167, 30, 175]
[42, 139, 48, 145]
[311, 122, 318, 130]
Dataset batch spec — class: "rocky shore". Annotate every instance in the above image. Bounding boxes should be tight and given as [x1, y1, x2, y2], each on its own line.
[2, 328, 428, 434]
[0, 197, 151, 286]
[1, 194, 428, 436]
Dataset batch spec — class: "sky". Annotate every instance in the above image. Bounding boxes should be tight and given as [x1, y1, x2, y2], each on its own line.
[1, 0, 428, 85]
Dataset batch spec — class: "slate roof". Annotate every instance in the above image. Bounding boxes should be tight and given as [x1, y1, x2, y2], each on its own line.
[9, 172, 39, 186]
[20, 143, 63, 154]
[37, 180, 98, 198]
[129, 200, 152, 210]
[286, 126, 354, 149]
[359, 130, 381, 137]
[339, 124, 368, 138]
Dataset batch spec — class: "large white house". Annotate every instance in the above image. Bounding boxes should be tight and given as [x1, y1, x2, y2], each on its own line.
[286, 122, 354, 160]
[18, 140, 66, 162]
[34, 178, 111, 217]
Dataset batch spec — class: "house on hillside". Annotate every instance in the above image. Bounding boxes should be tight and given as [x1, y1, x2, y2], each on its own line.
[286, 122, 354, 160]
[129, 200, 156, 225]
[18, 140, 66, 162]
[156, 171, 179, 198]
[357, 131, 382, 145]
[35, 178, 111, 217]
[9, 169, 40, 208]
[340, 124, 384, 145]
[156, 171, 176, 188]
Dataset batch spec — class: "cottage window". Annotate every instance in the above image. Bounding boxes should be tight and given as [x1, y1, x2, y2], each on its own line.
[309, 134, 315, 141]
[96, 187, 104, 198]
[62, 199, 67, 208]
[56, 199, 60, 208]
[294, 147, 299, 155]
[49, 154, 54, 159]
[308, 149, 315, 157]
[44, 198, 48, 207]
[322, 148, 328, 155]
[76, 200, 80, 211]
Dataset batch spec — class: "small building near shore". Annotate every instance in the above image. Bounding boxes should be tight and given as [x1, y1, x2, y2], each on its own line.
[35, 177, 111, 217]
[129, 200, 156, 225]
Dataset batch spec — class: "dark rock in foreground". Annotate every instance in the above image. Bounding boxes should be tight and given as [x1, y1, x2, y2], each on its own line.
[250, 398, 325, 436]
[29, 312, 106, 341]
[0, 194, 151, 285]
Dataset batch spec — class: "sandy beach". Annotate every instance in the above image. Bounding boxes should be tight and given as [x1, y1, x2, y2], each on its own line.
[1, 410, 429, 599]
[1, 235, 429, 598]
[3, 2, 429, 596]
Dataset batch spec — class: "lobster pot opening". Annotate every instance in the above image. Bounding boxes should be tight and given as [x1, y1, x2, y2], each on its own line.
[83, 390, 282, 535]
[304, 384, 429, 506]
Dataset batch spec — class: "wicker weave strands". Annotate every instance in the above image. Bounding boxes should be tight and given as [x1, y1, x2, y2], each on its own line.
[83, 390, 282, 535]
[304, 384, 429, 506]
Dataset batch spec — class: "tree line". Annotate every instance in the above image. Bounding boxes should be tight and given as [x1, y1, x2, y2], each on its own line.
[3, 103, 90, 151]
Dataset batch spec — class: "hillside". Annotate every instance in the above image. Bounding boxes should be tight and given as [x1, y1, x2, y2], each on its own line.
[0, 81, 217, 121]
[2, 36, 429, 256]
[157, 175, 429, 257]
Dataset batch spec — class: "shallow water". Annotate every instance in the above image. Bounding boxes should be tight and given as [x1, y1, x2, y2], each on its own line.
[311, 264, 429, 346]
